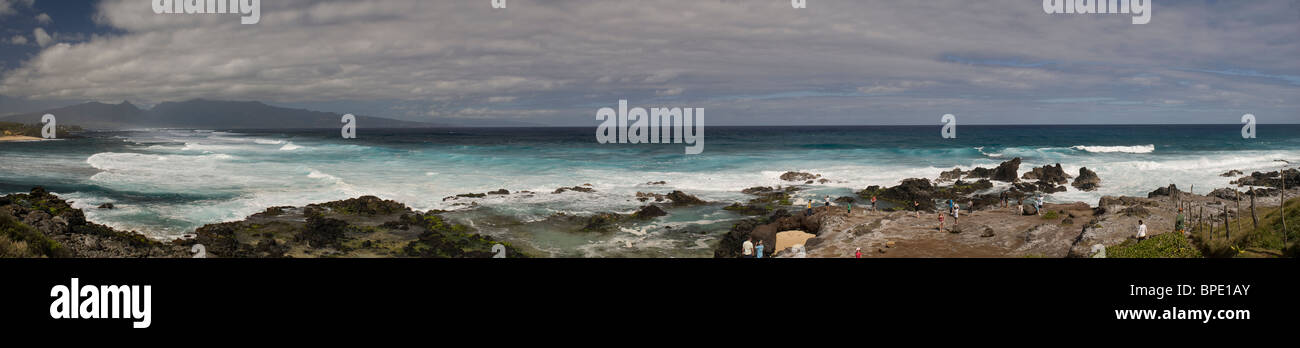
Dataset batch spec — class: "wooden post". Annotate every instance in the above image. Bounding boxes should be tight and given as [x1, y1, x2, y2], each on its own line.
[1250, 188, 1258, 231]
[1235, 190, 1241, 234]
[1224, 207, 1231, 241]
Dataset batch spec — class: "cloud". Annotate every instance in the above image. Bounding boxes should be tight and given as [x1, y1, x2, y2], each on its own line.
[0, 0, 34, 17]
[0, 0, 1297, 125]
[655, 88, 683, 96]
[857, 81, 936, 95]
[31, 27, 51, 47]
[8, 35, 26, 45]
[34, 12, 50, 25]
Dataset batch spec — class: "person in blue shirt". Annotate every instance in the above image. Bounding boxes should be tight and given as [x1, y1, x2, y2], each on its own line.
[755, 240, 765, 258]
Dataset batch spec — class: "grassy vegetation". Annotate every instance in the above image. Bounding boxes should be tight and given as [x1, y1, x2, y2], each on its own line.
[0, 214, 67, 258]
[1107, 231, 1204, 258]
[1191, 195, 1299, 258]
[0, 121, 82, 137]
[1042, 210, 1059, 220]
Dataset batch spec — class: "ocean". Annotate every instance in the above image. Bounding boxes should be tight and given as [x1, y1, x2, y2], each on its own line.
[2, 125, 1298, 257]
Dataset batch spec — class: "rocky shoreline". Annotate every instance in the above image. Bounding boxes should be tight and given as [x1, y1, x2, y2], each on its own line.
[717, 161, 1298, 258]
[1, 188, 526, 258]
[3, 159, 1297, 258]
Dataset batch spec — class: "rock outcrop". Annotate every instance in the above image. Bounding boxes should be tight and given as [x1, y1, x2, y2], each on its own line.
[779, 171, 820, 182]
[0, 187, 189, 258]
[714, 208, 827, 258]
[990, 157, 1022, 182]
[1022, 163, 1071, 185]
[1231, 169, 1300, 189]
[856, 178, 938, 211]
[1071, 167, 1101, 191]
[0, 188, 527, 259]
[1147, 184, 1182, 198]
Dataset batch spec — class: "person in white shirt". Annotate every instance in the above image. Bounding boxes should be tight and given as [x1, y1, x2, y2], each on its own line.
[742, 237, 755, 258]
[1136, 220, 1148, 241]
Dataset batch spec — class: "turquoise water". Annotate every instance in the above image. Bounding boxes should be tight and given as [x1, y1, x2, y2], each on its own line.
[2, 125, 1298, 257]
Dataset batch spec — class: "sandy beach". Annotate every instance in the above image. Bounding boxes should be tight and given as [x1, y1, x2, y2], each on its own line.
[0, 135, 44, 142]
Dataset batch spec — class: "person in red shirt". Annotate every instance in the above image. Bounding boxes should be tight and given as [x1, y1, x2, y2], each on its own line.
[854, 247, 862, 258]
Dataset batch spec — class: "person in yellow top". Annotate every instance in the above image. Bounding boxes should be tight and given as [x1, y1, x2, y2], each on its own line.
[805, 200, 814, 216]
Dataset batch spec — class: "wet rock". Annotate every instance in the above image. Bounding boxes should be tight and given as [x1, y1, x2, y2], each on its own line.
[834, 196, 856, 204]
[1147, 184, 1182, 198]
[665, 191, 706, 205]
[97, 203, 115, 210]
[1231, 169, 1300, 189]
[645, 181, 667, 185]
[553, 186, 596, 194]
[1016, 181, 1066, 193]
[938, 168, 965, 182]
[980, 227, 995, 237]
[1072, 167, 1101, 191]
[313, 196, 410, 215]
[1220, 170, 1243, 177]
[724, 202, 769, 216]
[1021, 163, 1071, 185]
[965, 167, 993, 179]
[487, 189, 510, 195]
[632, 205, 668, 219]
[991, 157, 1022, 182]
[779, 171, 820, 182]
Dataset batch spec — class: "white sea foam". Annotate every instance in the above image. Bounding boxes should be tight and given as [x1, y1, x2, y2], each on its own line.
[1070, 144, 1155, 154]
[279, 142, 303, 151]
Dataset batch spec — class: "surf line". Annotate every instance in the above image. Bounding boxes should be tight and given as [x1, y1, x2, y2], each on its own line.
[596, 100, 704, 155]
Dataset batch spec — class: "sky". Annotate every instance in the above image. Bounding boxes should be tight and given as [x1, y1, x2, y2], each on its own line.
[0, 0, 1297, 126]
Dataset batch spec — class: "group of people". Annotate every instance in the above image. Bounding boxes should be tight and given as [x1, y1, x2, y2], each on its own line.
[741, 237, 764, 258]
[804, 194, 881, 217]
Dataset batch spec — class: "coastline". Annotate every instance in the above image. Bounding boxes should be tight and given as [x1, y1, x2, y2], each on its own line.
[0, 135, 45, 142]
[3, 157, 1296, 258]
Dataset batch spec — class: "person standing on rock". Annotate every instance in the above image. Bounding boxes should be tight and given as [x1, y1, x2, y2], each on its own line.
[1136, 220, 1148, 241]
[824, 195, 832, 207]
[846, 201, 852, 214]
[742, 237, 755, 258]
[914, 201, 921, 218]
[1035, 196, 1044, 216]
[855, 247, 863, 258]
[806, 200, 814, 217]
[938, 212, 945, 231]
[755, 240, 765, 258]
[871, 196, 878, 213]
[1000, 191, 1008, 208]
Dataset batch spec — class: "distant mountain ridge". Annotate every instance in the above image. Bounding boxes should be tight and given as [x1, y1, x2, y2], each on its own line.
[0, 99, 442, 130]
